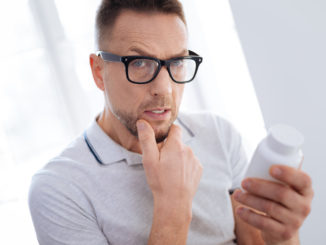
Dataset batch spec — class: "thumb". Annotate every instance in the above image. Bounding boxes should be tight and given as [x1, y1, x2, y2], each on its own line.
[136, 120, 159, 164]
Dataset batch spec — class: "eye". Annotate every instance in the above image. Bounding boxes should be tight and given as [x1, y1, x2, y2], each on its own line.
[171, 59, 184, 67]
[130, 59, 146, 68]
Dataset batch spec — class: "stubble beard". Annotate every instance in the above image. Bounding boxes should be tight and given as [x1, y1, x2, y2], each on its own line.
[111, 98, 177, 143]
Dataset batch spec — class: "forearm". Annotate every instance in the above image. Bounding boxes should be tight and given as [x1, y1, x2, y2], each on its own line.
[137, 121, 202, 244]
[147, 199, 192, 245]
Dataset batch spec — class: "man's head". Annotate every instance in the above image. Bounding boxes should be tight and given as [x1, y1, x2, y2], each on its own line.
[90, 0, 192, 145]
[95, 0, 186, 50]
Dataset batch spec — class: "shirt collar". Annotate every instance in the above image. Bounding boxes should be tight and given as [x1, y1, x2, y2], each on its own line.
[84, 115, 195, 166]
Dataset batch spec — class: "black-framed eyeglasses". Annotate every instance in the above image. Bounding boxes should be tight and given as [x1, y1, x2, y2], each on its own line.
[96, 50, 203, 84]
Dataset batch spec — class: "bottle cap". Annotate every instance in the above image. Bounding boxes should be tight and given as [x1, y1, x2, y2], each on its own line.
[267, 124, 304, 155]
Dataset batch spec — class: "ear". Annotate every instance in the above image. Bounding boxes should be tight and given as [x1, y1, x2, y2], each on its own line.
[90, 54, 105, 91]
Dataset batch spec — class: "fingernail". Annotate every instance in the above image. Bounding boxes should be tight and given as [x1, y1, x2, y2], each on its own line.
[242, 180, 251, 190]
[233, 190, 242, 201]
[272, 167, 282, 177]
[136, 121, 145, 131]
[236, 207, 246, 215]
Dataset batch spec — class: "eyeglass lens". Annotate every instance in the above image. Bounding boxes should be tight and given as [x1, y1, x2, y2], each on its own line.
[128, 58, 197, 83]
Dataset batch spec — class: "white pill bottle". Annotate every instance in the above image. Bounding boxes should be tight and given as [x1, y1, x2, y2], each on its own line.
[244, 124, 304, 182]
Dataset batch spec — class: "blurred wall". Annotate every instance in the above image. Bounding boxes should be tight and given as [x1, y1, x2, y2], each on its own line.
[229, 0, 326, 243]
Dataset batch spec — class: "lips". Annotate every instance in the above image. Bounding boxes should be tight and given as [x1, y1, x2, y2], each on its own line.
[148, 109, 165, 114]
[145, 107, 170, 113]
[143, 108, 171, 120]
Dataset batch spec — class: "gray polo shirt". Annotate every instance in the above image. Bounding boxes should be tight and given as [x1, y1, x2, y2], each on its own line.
[29, 111, 248, 245]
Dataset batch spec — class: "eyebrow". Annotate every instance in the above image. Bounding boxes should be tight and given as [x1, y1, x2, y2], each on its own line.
[128, 47, 189, 59]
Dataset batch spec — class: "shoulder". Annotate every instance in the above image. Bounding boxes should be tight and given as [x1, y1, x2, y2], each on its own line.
[28, 149, 99, 225]
[177, 110, 245, 160]
[28, 154, 108, 244]
[177, 110, 241, 138]
[29, 134, 96, 196]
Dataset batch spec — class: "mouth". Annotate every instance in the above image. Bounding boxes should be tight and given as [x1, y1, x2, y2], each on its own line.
[143, 108, 171, 121]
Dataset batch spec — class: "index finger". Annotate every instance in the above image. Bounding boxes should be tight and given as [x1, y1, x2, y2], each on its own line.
[136, 120, 159, 164]
[269, 165, 313, 197]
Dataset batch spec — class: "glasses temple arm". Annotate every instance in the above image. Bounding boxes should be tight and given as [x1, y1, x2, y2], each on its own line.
[96, 51, 122, 62]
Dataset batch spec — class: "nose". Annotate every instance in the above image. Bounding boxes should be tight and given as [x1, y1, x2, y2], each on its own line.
[149, 66, 173, 97]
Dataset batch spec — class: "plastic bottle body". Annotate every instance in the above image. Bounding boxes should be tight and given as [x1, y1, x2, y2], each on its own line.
[243, 124, 304, 182]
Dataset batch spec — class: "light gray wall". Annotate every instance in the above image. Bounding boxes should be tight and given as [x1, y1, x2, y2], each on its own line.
[229, 0, 326, 243]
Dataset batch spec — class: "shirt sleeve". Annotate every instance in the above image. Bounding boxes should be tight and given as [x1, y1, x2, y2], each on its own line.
[229, 132, 248, 190]
[28, 172, 109, 245]
[217, 116, 249, 191]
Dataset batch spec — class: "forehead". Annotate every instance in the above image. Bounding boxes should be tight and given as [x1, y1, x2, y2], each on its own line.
[105, 10, 188, 58]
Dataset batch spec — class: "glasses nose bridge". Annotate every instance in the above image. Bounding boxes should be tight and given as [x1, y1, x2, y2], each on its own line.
[156, 59, 171, 74]
[158, 59, 169, 70]
[150, 58, 172, 83]
[159, 59, 167, 67]
[153, 58, 167, 75]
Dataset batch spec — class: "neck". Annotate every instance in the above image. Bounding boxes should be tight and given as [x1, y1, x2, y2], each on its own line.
[97, 109, 142, 154]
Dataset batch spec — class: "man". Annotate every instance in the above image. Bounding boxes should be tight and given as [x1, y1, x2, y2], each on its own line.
[29, 0, 313, 244]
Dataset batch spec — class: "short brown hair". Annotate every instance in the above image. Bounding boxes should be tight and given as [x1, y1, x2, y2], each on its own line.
[95, 0, 186, 49]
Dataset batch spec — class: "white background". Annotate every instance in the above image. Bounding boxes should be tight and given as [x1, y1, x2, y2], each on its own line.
[1, 0, 323, 244]
[230, 0, 326, 243]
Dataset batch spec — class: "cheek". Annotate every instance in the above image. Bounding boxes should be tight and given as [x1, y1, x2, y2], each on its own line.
[174, 85, 185, 106]
[104, 67, 145, 111]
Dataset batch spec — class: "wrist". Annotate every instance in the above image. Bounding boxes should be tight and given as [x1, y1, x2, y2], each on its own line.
[264, 232, 300, 245]
[153, 196, 193, 227]
[148, 200, 192, 245]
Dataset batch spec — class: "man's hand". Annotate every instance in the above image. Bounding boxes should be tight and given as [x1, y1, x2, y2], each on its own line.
[136, 120, 203, 244]
[234, 165, 314, 245]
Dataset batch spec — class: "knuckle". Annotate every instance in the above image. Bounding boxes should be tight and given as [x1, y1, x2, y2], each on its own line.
[181, 146, 189, 156]
[309, 189, 315, 199]
[192, 151, 202, 165]
[258, 218, 269, 230]
[276, 188, 289, 203]
[302, 173, 312, 188]
[301, 204, 311, 217]
[198, 161, 203, 170]
[184, 146, 195, 159]
[172, 124, 182, 136]
[281, 228, 295, 240]
[193, 154, 199, 162]
[185, 146, 193, 154]
[263, 201, 275, 215]
[195, 160, 203, 174]
[189, 150, 201, 164]
[174, 140, 185, 152]
[292, 217, 302, 230]
[175, 125, 182, 133]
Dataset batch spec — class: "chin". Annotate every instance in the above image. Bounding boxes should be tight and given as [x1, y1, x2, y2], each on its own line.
[154, 125, 170, 143]
[155, 134, 168, 143]
[153, 124, 171, 143]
